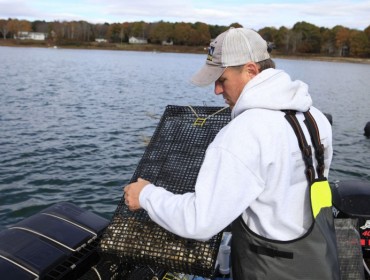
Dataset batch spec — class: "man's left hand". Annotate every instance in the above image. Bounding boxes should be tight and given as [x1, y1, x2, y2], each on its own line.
[123, 178, 150, 211]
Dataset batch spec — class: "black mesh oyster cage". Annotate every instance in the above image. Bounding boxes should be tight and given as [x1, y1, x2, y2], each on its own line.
[98, 105, 231, 278]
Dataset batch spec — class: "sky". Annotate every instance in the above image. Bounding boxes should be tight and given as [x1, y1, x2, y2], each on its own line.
[0, 0, 369, 31]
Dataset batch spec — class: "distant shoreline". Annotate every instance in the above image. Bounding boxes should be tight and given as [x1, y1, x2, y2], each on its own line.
[1, 40, 370, 65]
[272, 54, 370, 64]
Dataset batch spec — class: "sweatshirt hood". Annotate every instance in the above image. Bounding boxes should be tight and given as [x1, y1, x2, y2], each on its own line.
[232, 68, 312, 119]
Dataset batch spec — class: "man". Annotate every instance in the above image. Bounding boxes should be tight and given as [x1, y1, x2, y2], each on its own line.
[124, 28, 340, 279]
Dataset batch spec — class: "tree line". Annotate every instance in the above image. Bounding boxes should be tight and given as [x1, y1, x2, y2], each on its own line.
[0, 18, 369, 57]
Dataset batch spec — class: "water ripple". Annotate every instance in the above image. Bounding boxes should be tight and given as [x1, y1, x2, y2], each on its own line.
[0, 47, 369, 230]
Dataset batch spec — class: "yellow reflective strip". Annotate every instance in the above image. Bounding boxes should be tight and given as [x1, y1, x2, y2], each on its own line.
[311, 180, 332, 218]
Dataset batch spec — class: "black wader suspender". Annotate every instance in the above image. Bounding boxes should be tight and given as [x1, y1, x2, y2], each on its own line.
[303, 111, 326, 180]
[284, 110, 333, 220]
[283, 110, 326, 183]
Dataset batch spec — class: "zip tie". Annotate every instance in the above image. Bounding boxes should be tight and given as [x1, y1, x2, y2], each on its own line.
[188, 106, 228, 127]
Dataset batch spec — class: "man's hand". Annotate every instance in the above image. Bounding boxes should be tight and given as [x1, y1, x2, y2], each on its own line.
[123, 178, 150, 211]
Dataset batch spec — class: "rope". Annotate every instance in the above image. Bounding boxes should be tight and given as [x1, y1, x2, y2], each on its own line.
[364, 259, 370, 276]
[91, 266, 102, 280]
[188, 105, 229, 127]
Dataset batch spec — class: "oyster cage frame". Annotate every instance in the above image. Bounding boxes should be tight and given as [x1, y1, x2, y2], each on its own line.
[99, 105, 231, 278]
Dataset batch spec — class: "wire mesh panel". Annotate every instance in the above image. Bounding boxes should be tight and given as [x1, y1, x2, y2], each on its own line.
[99, 105, 231, 278]
[334, 218, 365, 279]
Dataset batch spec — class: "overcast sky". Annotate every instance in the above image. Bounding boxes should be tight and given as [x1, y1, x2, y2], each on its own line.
[0, 0, 369, 30]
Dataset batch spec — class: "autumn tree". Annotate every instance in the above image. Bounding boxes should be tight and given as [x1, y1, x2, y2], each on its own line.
[173, 22, 194, 45]
[32, 20, 49, 33]
[192, 22, 211, 45]
[209, 25, 228, 39]
[50, 21, 70, 43]
[107, 23, 121, 43]
[292, 21, 321, 53]
[319, 27, 336, 55]
[93, 23, 109, 40]
[0, 19, 10, 39]
[149, 21, 174, 44]
[364, 25, 370, 41]
[349, 30, 369, 57]
[130, 21, 148, 38]
[274, 26, 291, 53]
[8, 19, 31, 38]
[258, 27, 278, 42]
[67, 21, 79, 40]
[333, 25, 350, 56]
[229, 22, 243, 28]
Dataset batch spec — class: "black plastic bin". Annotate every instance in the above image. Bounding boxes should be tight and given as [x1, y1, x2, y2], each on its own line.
[331, 179, 370, 257]
[0, 202, 109, 280]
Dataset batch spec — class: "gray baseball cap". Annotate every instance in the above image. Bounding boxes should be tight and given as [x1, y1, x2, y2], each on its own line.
[191, 27, 270, 87]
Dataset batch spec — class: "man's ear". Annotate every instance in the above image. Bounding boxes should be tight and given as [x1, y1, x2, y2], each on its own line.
[244, 62, 259, 77]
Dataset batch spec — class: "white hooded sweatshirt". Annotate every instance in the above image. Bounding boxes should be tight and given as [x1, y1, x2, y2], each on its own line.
[139, 68, 333, 241]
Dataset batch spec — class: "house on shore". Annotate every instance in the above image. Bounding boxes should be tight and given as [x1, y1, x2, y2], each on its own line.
[129, 36, 148, 44]
[162, 40, 173, 46]
[15, 32, 47, 40]
[95, 38, 108, 43]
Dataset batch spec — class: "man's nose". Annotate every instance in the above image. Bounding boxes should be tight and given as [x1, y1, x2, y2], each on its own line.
[214, 83, 223, 95]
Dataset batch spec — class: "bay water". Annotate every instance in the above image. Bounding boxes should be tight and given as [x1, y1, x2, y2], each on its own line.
[0, 46, 369, 230]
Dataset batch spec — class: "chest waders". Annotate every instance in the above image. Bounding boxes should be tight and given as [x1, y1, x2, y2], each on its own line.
[231, 110, 340, 280]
